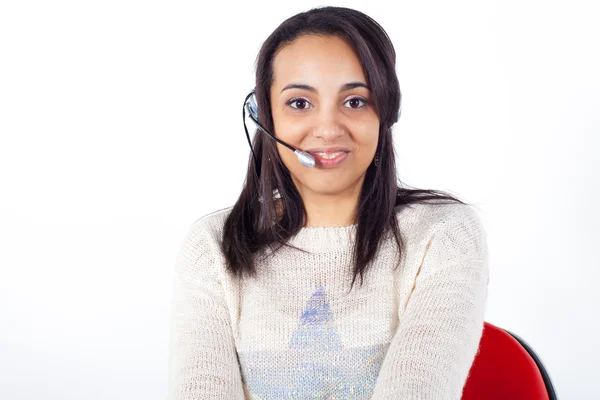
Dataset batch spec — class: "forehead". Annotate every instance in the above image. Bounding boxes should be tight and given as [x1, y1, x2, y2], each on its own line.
[272, 35, 367, 89]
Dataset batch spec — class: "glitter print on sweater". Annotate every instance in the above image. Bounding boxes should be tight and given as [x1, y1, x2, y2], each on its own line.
[237, 286, 391, 399]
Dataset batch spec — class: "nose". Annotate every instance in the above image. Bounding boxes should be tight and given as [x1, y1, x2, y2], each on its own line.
[311, 104, 346, 141]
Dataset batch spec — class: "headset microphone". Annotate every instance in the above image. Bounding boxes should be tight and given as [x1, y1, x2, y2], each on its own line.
[243, 90, 315, 170]
[242, 89, 401, 175]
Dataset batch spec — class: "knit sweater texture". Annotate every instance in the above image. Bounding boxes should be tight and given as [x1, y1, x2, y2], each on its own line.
[168, 201, 490, 399]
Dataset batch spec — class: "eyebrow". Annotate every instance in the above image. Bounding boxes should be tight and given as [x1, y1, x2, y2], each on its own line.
[280, 82, 371, 94]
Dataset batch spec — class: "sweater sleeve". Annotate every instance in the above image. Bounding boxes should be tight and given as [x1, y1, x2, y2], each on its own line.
[370, 204, 490, 400]
[168, 219, 245, 400]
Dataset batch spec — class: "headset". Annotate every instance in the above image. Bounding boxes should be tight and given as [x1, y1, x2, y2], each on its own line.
[242, 89, 401, 175]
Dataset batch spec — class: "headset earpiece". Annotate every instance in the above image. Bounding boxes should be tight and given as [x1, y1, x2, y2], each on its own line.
[246, 90, 259, 123]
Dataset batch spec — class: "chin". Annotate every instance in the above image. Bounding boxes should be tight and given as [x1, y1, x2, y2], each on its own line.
[306, 181, 354, 195]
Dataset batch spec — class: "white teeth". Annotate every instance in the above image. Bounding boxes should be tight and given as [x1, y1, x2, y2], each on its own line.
[314, 151, 345, 159]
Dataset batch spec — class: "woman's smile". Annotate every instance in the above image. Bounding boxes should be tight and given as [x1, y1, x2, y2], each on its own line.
[311, 151, 349, 168]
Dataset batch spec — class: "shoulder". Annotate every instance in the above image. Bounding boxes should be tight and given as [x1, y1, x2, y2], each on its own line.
[177, 205, 234, 279]
[396, 201, 488, 262]
[189, 205, 235, 241]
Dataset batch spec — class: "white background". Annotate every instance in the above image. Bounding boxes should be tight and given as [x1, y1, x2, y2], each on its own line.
[1, 0, 597, 398]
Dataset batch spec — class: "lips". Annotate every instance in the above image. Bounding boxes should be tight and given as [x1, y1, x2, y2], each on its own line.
[310, 151, 349, 167]
[306, 146, 351, 154]
[311, 151, 347, 159]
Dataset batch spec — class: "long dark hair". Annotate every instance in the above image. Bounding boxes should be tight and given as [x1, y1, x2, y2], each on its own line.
[221, 6, 470, 291]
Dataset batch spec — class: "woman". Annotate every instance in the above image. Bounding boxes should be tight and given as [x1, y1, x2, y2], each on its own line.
[168, 6, 489, 400]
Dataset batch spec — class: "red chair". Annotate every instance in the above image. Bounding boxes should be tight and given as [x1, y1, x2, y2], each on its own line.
[462, 321, 558, 400]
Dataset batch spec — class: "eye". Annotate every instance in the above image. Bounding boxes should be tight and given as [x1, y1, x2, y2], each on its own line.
[344, 97, 368, 109]
[286, 98, 312, 110]
[285, 96, 369, 111]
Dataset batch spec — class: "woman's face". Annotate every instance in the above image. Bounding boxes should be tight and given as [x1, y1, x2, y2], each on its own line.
[269, 34, 380, 199]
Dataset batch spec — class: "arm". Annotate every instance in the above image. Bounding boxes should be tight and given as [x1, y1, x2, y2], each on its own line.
[168, 219, 245, 400]
[370, 204, 490, 400]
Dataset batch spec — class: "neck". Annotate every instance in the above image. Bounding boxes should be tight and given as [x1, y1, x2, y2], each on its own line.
[299, 186, 362, 228]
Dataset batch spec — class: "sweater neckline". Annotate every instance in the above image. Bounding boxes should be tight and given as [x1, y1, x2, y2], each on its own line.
[286, 223, 358, 252]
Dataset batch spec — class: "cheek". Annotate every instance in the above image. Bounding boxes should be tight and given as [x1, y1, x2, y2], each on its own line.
[351, 148, 376, 171]
[272, 112, 303, 144]
[355, 131, 379, 158]
[276, 143, 295, 165]
[273, 125, 307, 166]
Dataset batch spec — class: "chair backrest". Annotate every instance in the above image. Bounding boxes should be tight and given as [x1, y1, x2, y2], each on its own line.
[462, 321, 558, 400]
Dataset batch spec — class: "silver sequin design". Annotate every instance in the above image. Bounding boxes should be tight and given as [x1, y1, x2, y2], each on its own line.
[237, 286, 391, 399]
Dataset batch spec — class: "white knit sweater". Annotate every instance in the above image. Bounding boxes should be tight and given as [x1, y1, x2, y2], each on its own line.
[168, 201, 490, 400]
